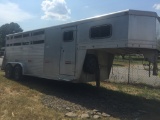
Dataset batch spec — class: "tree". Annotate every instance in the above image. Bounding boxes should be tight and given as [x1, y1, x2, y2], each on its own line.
[0, 22, 23, 48]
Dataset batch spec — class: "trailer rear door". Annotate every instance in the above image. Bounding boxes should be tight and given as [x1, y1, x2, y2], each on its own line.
[60, 26, 77, 76]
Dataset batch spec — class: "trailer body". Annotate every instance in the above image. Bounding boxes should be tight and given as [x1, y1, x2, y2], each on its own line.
[3, 10, 160, 83]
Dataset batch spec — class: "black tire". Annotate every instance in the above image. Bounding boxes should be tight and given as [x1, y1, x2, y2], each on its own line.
[83, 54, 99, 74]
[14, 65, 23, 81]
[5, 64, 13, 79]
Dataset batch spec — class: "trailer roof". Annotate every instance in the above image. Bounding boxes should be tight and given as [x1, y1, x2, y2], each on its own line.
[6, 9, 158, 36]
[128, 9, 157, 17]
[84, 9, 158, 20]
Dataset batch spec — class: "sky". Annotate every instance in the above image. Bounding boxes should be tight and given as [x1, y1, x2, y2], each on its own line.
[0, 0, 160, 31]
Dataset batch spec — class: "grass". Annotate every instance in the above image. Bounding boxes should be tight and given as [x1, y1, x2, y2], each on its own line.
[113, 55, 160, 67]
[0, 72, 63, 120]
[99, 82, 160, 119]
[100, 82, 160, 100]
[113, 58, 148, 67]
[0, 71, 160, 120]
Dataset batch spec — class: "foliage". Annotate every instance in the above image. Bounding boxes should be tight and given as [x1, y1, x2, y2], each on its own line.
[0, 22, 23, 48]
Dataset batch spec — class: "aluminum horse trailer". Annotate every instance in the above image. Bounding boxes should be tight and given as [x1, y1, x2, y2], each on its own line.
[3, 9, 160, 87]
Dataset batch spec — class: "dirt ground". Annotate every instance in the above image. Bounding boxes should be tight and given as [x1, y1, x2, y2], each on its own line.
[11, 76, 160, 120]
[0, 66, 160, 119]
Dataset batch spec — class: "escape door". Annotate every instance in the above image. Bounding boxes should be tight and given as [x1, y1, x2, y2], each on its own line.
[60, 26, 77, 76]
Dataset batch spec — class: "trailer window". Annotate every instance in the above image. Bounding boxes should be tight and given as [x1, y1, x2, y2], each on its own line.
[13, 43, 21, 46]
[32, 30, 44, 36]
[90, 25, 112, 39]
[23, 33, 30, 37]
[6, 44, 9, 47]
[14, 35, 22, 39]
[63, 31, 74, 42]
[6, 37, 9, 40]
[33, 40, 44, 44]
[22, 42, 30, 45]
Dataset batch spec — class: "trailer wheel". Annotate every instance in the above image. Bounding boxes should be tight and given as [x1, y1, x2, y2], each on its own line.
[83, 54, 99, 74]
[5, 64, 13, 79]
[14, 65, 23, 81]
